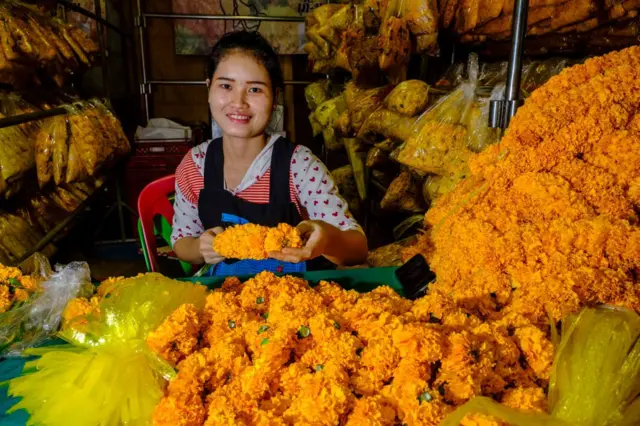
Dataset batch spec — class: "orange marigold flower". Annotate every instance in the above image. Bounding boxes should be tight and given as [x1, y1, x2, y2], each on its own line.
[213, 223, 303, 260]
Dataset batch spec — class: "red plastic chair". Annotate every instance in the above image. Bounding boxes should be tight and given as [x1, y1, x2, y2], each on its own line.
[137, 175, 190, 273]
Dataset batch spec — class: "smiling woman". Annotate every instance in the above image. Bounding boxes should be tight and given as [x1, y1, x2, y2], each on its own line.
[171, 31, 368, 277]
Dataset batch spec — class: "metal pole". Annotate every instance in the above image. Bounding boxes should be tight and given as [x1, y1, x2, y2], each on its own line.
[94, 0, 110, 99]
[0, 108, 67, 129]
[488, 0, 529, 129]
[57, 0, 130, 38]
[136, 0, 150, 123]
[143, 13, 305, 22]
[504, 0, 529, 124]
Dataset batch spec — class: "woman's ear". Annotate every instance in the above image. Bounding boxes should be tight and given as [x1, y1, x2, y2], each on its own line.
[205, 78, 211, 88]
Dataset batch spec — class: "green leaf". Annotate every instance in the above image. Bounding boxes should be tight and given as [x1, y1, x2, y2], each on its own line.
[418, 391, 433, 403]
[8, 278, 22, 288]
[262, 312, 269, 320]
[228, 320, 236, 329]
[256, 297, 265, 304]
[258, 325, 269, 334]
[333, 321, 341, 330]
[297, 325, 311, 339]
[260, 338, 269, 346]
[315, 364, 324, 372]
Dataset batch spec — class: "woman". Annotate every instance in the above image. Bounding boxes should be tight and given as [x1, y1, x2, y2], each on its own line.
[171, 31, 368, 276]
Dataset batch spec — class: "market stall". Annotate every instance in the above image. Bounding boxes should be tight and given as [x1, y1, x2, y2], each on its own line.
[0, 0, 638, 424]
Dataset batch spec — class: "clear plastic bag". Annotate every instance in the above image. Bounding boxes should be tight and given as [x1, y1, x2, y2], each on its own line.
[7, 273, 209, 426]
[404, 0, 439, 54]
[367, 236, 417, 268]
[305, 80, 331, 111]
[423, 172, 466, 202]
[379, 0, 411, 83]
[442, 306, 640, 426]
[315, 94, 348, 151]
[0, 255, 91, 357]
[391, 55, 479, 176]
[345, 82, 393, 134]
[358, 107, 418, 143]
[35, 115, 69, 188]
[384, 80, 430, 117]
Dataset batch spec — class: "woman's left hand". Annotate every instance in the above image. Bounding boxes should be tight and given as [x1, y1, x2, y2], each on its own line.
[268, 220, 330, 263]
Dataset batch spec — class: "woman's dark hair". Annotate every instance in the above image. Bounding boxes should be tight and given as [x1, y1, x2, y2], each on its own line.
[207, 31, 284, 91]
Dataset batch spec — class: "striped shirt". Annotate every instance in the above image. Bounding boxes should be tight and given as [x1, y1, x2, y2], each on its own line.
[171, 135, 362, 244]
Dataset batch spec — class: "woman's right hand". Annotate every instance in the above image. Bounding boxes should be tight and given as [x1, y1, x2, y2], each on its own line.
[199, 227, 225, 265]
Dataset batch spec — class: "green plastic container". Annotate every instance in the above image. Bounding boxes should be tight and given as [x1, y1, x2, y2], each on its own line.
[183, 267, 404, 296]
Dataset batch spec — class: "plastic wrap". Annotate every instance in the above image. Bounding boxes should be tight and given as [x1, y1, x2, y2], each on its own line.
[423, 173, 465, 202]
[358, 108, 418, 142]
[35, 115, 69, 188]
[391, 55, 480, 176]
[380, 170, 426, 212]
[367, 236, 417, 267]
[331, 165, 361, 215]
[379, 0, 411, 83]
[345, 83, 392, 134]
[463, 84, 502, 153]
[384, 80, 430, 117]
[345, 138, 367, 200]
[305, 80, 331, 111]
[348, 30, 382, 82]
[334, 109, 352, 136]
[366, 146, 388, 168]
[442, 306, 640, 426]
[7, 273, 209, 426]
[375, 138, 399, 152]
[315, 94, 348, 151]
[404, 0, 439, 54]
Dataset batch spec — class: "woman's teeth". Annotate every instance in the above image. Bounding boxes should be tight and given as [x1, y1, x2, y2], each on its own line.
[229, 114, 250, 120]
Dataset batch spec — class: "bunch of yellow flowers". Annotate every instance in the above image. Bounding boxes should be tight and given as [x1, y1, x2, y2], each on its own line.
[148, 272, 551, 426]
[213, 224, 304, 260]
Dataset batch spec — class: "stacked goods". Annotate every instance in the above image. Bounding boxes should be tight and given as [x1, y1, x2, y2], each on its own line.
[0, 93, 38, 199]
[406, 46, 640, 326]
[0, 1, 98, 88]
[0, 180, 104, 265]
[35, 100, 131, 187]
[213, 224, 303, 260]
[444, 0, 640, 54]
[305, 2, 438, 83]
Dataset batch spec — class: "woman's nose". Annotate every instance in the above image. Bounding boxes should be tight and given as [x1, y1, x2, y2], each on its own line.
[232, 88, 248, 107]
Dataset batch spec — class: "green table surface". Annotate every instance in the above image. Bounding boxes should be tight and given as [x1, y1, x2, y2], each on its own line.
[0, 267, 402, 425]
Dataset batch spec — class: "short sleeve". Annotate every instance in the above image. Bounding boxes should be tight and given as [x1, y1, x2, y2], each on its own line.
[170, 150, 205, 245]
[291, 146, 363, 233]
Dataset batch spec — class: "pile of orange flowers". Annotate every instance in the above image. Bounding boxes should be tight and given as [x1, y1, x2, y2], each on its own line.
[0, 264, 40, 313]
[407, 46, 640, 326]
[213, 224, 304, 260]
[148, 272, 551, 426]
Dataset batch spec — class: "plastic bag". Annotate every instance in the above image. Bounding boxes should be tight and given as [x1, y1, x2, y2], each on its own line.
[384, 80, 430, 117]
[345, 138, 368, 200]
[463, 84, 502, 153]
[348, 31, 382, 82]
[380, 171, 426, 212]
[358, 108, 418, 142]
[367, 236, 417, 267]
[375, 138, 399, 152]
[331, 165, 361, 215]
[35, 115, 69, 187]
[345, 82, 393, 134]
[0, 256, 89, 357]
[441, 306, 640, 426]
[7, 273, 209, 426]
[423, 173, 465, 202]
[366, 146, 388, 168]
[391, 55, 479, 176]
[379, 0, 411, 82]
[316, 94, 348, 151]
[404, 0, 439, 54]
[305, 80, 331, 111]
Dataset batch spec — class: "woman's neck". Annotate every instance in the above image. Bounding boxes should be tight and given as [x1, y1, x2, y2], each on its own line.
[222, 133, 268, 164]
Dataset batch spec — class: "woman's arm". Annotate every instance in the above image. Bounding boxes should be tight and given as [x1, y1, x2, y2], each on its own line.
[269, 220, 368, 266]
[174, 228, 225, 265]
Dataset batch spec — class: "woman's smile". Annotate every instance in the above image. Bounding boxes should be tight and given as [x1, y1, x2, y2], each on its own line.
[226, 113, 252, 124]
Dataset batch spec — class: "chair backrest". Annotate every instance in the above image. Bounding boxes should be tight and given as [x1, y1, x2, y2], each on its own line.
[137, 175, 179, 273]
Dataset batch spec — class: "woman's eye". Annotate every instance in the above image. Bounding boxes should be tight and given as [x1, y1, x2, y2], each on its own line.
[249, 87, 262, 93]
[220, 84, 231, 90]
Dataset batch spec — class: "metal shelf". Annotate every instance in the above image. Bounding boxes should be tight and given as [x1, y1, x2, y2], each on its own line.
[142, 13, 305, 23]
[0, 108, 67, 130]
[146, 79, 311, 87]
[57, 0, 130, 39]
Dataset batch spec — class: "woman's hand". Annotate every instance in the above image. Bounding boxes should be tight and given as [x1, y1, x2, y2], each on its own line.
[199, 227, 225, 265]
[268, 220, 329, 263]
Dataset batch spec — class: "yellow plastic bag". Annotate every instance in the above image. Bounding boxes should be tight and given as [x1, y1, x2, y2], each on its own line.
[441, 306, 640, 426]
[7, 273, 209, 426]
[384, 80, 430, 117]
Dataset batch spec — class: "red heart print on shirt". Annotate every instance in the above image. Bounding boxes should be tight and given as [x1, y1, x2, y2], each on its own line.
[310, 177, 316, 182]
[292, 158, 296, 164]
[314, 201, 318, 206]
[322, 179, 327, 185]
[313, 166, 319, 171]
[324, 200, 329, 205]
[316, 190, 322, 194]
[339, 221, 345, 226]
[332, 212, 338, 217]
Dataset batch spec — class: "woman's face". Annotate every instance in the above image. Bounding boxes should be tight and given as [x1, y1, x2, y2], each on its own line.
[208, 52, 274, 140]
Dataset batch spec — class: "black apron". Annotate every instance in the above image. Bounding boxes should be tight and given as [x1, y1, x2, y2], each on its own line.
[198, 137, 332, 275]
